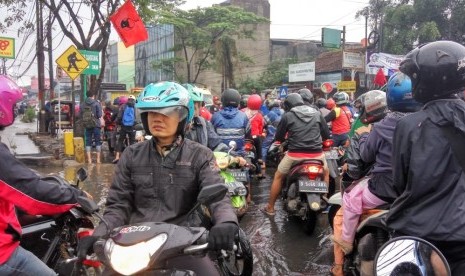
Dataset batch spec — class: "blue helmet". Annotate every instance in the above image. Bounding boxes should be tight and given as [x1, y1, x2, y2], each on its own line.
[386, 72, 422, 112]
[136, 81, 194, 136]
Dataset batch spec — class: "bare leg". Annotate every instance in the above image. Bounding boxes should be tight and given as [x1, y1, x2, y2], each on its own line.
[265, 170, 285, 213]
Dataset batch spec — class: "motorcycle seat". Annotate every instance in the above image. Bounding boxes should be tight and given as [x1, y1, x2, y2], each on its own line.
[18, 213, 54, 226]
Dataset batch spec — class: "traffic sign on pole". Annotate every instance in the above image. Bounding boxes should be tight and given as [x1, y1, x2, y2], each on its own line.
[279, 86, 288, 99]
[80, 50, 100, 75]
[56, 45, 89, 80]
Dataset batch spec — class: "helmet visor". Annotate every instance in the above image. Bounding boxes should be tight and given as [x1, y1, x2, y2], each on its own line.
[142, 106, 188, 121]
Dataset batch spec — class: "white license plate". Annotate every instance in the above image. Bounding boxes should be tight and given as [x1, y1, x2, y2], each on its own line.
[325, 150, 339, 160]
[228, 169, 248, 182]
[225, 182, 247, 195]
[298, 180, 328, 193]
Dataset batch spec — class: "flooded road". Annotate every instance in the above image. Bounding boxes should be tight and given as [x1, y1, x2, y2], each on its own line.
[32, 164, 334, 275]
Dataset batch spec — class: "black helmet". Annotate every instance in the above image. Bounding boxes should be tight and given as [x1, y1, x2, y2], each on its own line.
[298, 88, 314, 105]
[221, 88, 241, 108]
[283, 93, 304, 112]
[240, 94, 250, 109]
[267, 99, 281, 110]
[316, 98, 327, 109]
[399, 40, 465, 103]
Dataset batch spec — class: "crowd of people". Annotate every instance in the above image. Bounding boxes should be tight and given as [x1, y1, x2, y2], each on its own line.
[1, 40, 465, 275]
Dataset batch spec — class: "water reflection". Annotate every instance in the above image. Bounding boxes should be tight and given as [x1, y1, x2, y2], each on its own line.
[32, 165, 333, 275]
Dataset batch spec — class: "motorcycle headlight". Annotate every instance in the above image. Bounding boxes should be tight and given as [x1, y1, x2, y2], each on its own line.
[105, 233, 168, 275]
[234, 187, 248, 196]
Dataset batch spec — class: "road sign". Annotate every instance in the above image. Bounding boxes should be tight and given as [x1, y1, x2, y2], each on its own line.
[100, 82, 127, 91]
[0, 37, 15, 59]
[56, 45, 89, 80]
[80, 50, 100, 75]
[279, 86, 288, 99]
[320, 82, 333, 94]
[337, 81, 356, 92]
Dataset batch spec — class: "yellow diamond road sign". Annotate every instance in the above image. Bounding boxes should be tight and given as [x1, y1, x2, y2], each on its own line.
[56, 45, 89, 80]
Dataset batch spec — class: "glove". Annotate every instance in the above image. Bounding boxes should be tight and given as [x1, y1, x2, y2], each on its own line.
[77, 235, 100, 259]
[208, 222, 239, 251]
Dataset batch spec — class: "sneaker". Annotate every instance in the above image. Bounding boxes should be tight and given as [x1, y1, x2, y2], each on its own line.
[330, 235, 353, 254]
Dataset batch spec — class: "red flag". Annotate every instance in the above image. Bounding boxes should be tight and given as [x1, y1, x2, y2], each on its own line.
[110, 0, 148, 47]
[373, 68, 387, 87]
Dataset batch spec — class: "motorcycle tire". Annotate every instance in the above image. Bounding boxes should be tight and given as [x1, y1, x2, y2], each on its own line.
[303, 209, 317, 235]
[328, 205, 340, 230]
[218, 228, 253, 276]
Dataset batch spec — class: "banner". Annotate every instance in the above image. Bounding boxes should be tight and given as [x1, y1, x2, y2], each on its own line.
[110, 0, 148, 48]
[366, 52, 403, 75]
[289, 62, 315, 82]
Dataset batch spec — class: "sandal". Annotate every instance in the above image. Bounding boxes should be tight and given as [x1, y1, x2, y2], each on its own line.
[329, 264, 343, 276]
[261, 206, 276, 216]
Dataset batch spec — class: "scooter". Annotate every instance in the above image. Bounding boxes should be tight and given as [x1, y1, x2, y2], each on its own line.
[75, 184, 253, 276]
[322, 139, 344, 197]
[214, 148, 249, 219]
[282, 154, 328, 235]
[266, 141, 284, 168]
[19, 168, 102, 275]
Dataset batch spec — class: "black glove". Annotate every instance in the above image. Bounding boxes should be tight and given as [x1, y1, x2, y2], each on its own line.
[77, 235, 100, 259]
[208, 222, 239, 251]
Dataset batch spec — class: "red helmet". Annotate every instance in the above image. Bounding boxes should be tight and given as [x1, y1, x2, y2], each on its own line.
[247, 94, 262, 110]
[0, 75, 22, 128]
[326, 98, 336, 110]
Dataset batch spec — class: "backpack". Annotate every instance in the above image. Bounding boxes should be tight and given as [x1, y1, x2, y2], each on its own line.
[82, 105, 97, 129]
[103, 108, 113, 126]
[122, 105, 135, 126]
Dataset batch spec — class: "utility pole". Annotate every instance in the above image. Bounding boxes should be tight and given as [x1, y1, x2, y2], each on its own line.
[47, 13, 54, 99]
[36, 0, 46, 133]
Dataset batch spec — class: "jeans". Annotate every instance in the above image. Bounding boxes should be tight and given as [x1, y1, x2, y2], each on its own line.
[85, 127, 102, 152]
[0, 246, 56, 276]
[332, 133, 349, 147]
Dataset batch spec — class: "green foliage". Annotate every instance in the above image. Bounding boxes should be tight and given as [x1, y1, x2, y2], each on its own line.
[151, 5, 269, 83]
[21, 107, 36, 123]
[237, 77, 265, 94]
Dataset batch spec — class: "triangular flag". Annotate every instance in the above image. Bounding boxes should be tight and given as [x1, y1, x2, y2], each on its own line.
[373, 67, 387, 87]
[110, 0, 148, 47]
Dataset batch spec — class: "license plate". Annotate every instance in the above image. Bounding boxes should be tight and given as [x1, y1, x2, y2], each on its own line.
[225, 182, 247, 195]
[298, 180, 328, 193]
[228, 169, 248, 182]
[325, 149, 339, 160]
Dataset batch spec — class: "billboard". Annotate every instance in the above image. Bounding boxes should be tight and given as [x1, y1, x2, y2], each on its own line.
[289, 62, 315, 82]
[322, 28, 341, 48]
[343, 51, 364, 70]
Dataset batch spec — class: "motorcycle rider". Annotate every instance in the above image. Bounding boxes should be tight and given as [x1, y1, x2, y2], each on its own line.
[245, 94, 265, 178]
[316, 98, 330, 118]
[386, 40, 465, 275]
[262, 99, 282, 166]
[0, 75, 88, 275]
[331, 75, 422, 255]
[78, 81, 238, 275]
[325, 92, 353, 147]
[184, 83, 230, 153]
[298, 88, 316, 109]
[262, 93, 330, 216]
[211, 88, 250, 155]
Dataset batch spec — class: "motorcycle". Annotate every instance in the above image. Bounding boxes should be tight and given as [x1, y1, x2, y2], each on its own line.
[19, 168, 102, 275]
[76, 183, 253, 276]
[373, 236, 451, 276]
[214, 144, 250, 218]
[322, 139, 344, 197]
[281, 151, 329, 235]
[244, 138, 261, 177]
[266, 141, 284, 168]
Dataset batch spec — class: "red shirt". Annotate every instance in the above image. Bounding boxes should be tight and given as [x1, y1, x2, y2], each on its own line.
[200, 107, 212, 121]
[249, 112, 264, 137]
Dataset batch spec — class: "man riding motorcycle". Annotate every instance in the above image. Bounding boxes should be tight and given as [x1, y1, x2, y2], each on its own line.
[262, 93, 330, 216]
[386, 40, 465, 275]
[78, 81, 239, 275]
[0, 75, 88, 275]
[325, 92, 353, 147]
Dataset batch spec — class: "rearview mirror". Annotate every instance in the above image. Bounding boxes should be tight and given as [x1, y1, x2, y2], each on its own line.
[197, 184, 228, 205]
[374, 236, 450, 276]
[76, 167, 88, 182]
[228, 141, 236, 150]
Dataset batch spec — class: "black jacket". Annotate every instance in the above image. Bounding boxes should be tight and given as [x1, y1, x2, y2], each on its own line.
[386, 99, 465, 241]
[275, 105, 330, 153]
[93, 138, 237, 236]
[185, 116, 228, 152]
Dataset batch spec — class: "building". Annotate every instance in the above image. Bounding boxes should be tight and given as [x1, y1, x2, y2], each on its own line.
[104, 41, 135, 90]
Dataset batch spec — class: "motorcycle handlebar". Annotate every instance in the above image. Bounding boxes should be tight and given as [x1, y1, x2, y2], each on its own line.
[183, 243, 238, 255]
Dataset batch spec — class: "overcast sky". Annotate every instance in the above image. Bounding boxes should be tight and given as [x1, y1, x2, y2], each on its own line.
[3, 0, 370, 86]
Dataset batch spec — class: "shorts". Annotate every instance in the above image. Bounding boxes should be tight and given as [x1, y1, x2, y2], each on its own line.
[277, 152, 328, 174]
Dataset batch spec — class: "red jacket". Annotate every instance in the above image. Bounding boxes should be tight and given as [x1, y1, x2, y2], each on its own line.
[0, 143, 82, 264]
[249, 112, 264, 137]
[330, 106, 352, 135]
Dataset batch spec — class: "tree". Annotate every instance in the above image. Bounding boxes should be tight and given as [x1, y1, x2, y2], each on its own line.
[153, 5, 268, 84]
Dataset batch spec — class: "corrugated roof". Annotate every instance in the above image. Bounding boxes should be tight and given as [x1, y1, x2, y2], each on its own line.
[315, 51, 343, 73]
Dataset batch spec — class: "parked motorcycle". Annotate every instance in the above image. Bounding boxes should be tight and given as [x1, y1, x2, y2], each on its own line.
[19, 168, 102, 275]
[214, 148, 249, 218]
[282, 154, 328, 235]
[374, 236, 451, 276]
[75, 183, 253, 275]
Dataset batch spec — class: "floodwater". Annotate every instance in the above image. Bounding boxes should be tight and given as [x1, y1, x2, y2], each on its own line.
[1, 120, 40, 154]
[32, 164, 334, 275]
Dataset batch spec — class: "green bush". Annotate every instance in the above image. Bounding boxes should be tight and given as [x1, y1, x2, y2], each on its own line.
[21, 107, 36, 123]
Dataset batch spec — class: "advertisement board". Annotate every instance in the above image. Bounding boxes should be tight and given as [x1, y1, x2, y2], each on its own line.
[289, 62, 315, 82]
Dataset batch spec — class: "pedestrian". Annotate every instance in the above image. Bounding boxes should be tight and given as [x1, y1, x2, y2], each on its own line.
[113, 95, 137, 163]
[80, 92, 103, 164]
[77, 81, 238, 275]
